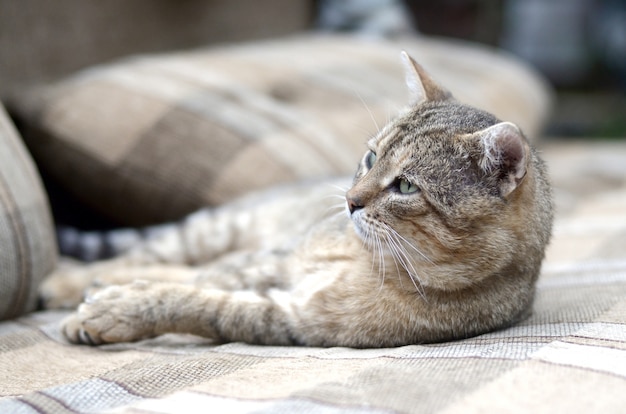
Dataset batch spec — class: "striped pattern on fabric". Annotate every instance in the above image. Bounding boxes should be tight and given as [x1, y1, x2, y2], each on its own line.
[8, 34, 550, 226]
[1, 141, 625, 413]
[0, 104, 57, 320]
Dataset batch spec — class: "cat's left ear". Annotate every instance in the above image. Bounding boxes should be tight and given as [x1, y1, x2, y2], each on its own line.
[472, 122, 530, 197]
[401, 51, 452, 105]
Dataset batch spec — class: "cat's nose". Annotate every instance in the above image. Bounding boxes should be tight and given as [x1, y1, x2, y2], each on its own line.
[346, 195, 364, 215]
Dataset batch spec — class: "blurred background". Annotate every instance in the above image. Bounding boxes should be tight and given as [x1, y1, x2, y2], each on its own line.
[416, 0, 626, 140]
[1, 0, 624, 139]
[316, 0, 626, 140]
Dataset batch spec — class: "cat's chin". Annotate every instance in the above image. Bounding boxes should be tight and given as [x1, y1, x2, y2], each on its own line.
[348, 211, 369, 242]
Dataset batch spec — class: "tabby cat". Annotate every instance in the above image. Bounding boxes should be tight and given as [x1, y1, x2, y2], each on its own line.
[40, 53, 553, 348]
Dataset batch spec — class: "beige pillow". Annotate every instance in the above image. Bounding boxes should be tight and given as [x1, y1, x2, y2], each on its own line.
[9, 34, 551, 226]
[0, 103, 57, 320]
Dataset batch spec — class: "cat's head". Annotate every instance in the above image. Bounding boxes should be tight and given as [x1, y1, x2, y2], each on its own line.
[346, 53, 552, 292]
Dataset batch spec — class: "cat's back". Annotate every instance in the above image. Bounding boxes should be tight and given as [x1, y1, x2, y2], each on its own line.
[219, 178, 353, 251]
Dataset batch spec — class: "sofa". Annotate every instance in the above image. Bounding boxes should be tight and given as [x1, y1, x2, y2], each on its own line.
[2, 2, 626, 413]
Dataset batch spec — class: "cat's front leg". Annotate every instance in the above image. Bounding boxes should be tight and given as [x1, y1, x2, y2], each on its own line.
[40, 261, 200, 310]
[62, 280, 209, 344]
[62, 281, 301, 345]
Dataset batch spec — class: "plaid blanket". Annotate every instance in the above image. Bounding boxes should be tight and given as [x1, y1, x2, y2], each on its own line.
[2, 140, 626, 413]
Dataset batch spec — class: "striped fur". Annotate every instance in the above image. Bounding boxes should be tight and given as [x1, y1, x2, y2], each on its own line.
[40, 55, 553, 348]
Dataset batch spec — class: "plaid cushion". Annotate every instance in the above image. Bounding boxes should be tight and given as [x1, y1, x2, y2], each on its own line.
[9, 34, 551, 226]
[1, 140, 625, 413]
[0, 103, 57, 321]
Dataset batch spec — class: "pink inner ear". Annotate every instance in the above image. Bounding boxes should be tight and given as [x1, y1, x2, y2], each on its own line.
[478, 122, 528, 196]
[497, 125, 527, 181]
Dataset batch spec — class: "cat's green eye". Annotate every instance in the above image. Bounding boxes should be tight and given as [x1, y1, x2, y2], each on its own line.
[399, 179, 419, 194]
[365, 151, 377, 169]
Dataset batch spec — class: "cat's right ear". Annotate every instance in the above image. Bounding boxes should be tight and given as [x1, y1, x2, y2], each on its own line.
[401, 51, 452, 105]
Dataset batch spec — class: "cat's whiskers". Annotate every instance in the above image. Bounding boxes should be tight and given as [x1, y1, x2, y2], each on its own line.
[357, 220, 387, 292]
[386, 232, 426, 299]
[364, 226, 381, 288]
[323, 195, 348, 203]
[325, 183, 350, 194]
[361, 219, 405, 291]
[385, 225, 434, 265]
[383, 231, 417, 292]
[324, 200, 347, 211]
[321, 202, 350, 223]
[322, 194, 346, 213]
[327, 209, 349, 222]
[378, 222, 427, 299]
[373, 230, 388, 292]
[381, 232, 405, 291]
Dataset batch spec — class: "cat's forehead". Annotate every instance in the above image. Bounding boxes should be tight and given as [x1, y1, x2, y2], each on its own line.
[369, 102, 498, 154]
[367, 122, 401, 150]
[367, 115, 452, 158]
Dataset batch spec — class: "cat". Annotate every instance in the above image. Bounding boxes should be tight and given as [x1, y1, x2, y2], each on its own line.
[39, 52, 553, 348]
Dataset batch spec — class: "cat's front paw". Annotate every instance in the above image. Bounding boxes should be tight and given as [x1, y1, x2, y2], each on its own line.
[62, 281, 157, 345]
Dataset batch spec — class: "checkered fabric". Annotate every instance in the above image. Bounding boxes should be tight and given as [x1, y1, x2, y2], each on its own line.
[0, 103, 57, 320]
[8, 34, 550, 226]
[2, 141, 625, 413]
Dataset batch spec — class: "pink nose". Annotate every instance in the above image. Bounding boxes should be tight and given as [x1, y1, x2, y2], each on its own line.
[346, 195, 364, 215]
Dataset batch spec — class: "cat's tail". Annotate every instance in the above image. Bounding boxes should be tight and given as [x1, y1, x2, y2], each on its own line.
[56, 224, 174, 262]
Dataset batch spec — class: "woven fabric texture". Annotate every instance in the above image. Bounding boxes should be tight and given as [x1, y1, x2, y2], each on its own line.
[9, 34, 550, 226]
[2, 141, 625, 413]
[0, 104, 57, 320]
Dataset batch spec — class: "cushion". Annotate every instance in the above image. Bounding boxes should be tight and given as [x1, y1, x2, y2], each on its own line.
[9, 34, 551, 226]
[0, 102, 57, 320]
